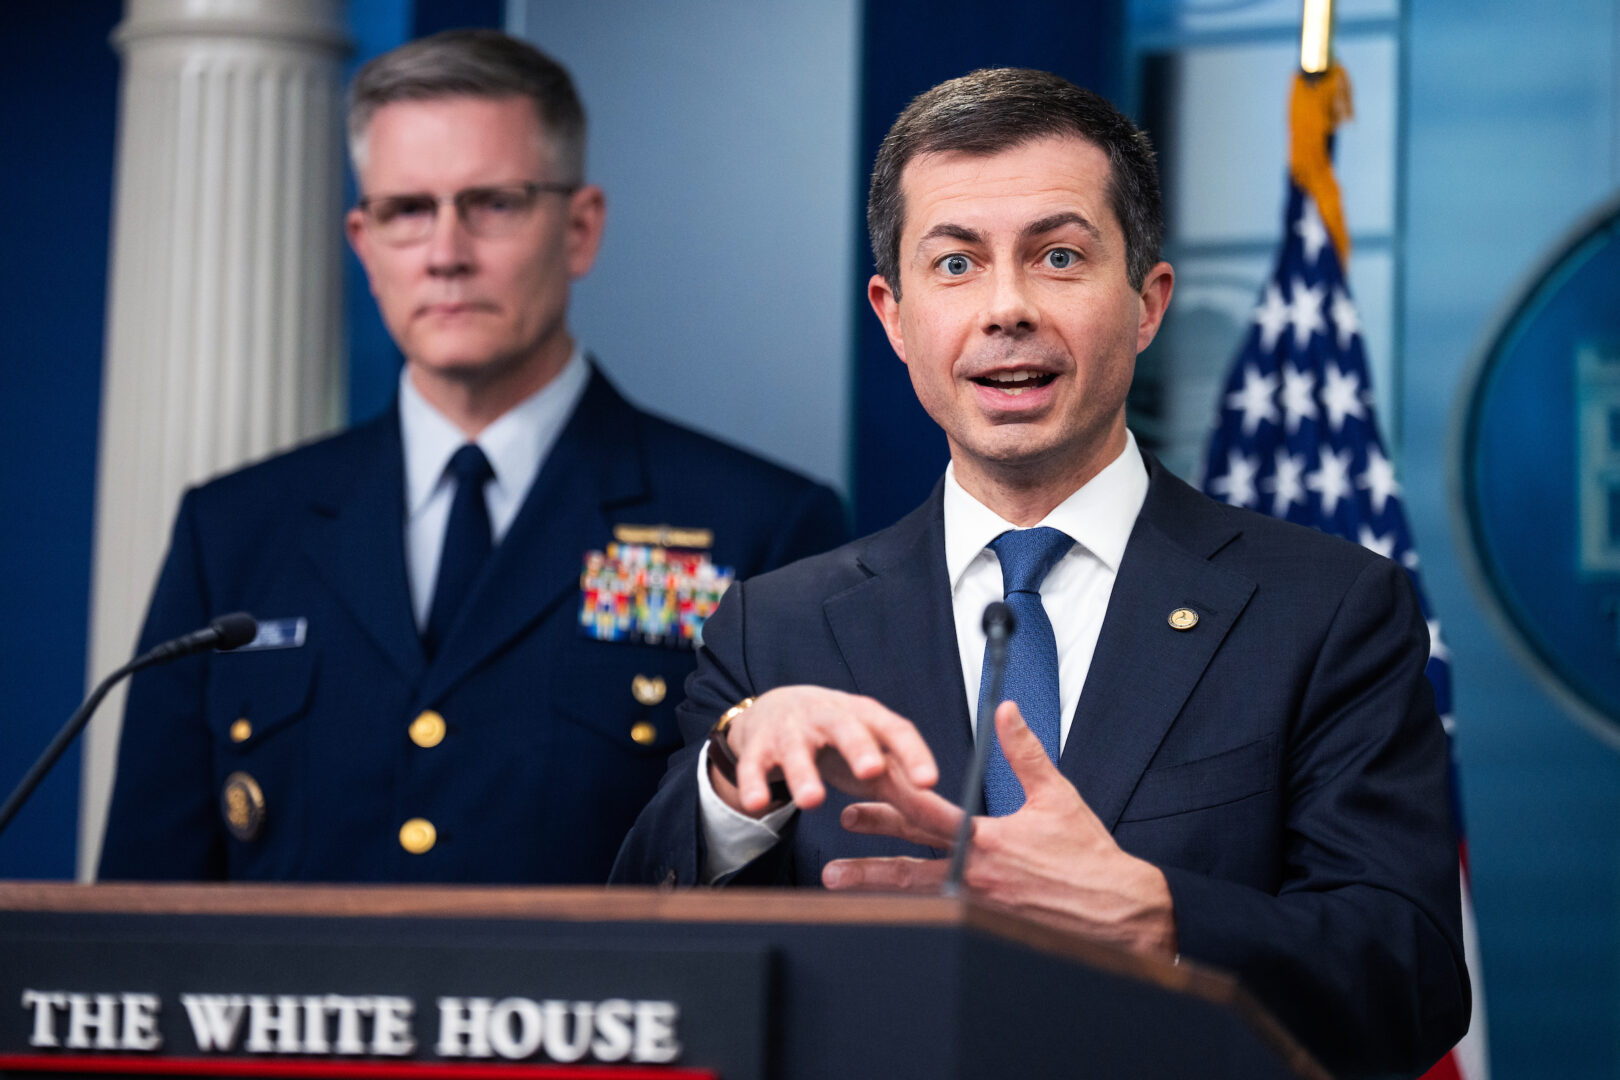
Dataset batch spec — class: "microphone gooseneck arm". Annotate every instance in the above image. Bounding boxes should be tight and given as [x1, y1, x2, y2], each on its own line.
[944, 602, 1015, 897]
[0, 613, 258, 838]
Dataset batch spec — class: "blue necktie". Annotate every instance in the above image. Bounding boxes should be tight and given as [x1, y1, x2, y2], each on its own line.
[423, 444, 494, 660]
[979, 526, 1074, 816]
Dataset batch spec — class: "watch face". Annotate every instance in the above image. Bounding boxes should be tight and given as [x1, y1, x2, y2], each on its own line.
[1455, 193, 1620, 747]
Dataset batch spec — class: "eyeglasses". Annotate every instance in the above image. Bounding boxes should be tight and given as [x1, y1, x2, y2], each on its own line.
[356, 181, 579, 246]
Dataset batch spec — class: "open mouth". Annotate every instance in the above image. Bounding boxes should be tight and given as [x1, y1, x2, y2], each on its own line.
[971, 370, 1058, 397]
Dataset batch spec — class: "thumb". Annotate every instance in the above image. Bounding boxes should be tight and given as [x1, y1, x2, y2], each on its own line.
[995, 700, 1062, 802]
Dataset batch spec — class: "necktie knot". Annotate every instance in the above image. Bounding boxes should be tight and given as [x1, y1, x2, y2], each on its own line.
[989, 527, 1074, 596]
[447, 443, 493, 489]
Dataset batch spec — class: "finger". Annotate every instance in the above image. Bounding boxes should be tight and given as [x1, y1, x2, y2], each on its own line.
[822, 856, 948, 893]
[839, 801, 957, 848]
[823, 718, 888, 782]
[851, 698, 939, 787]
[994, 700, 1065, 803]
[771, 732, 826, 811]
[870, 779, 969, 840]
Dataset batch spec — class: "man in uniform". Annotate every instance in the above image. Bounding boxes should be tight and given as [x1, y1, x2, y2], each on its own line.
[98, 30, 844, 883]
[613, 68, 1469, 1076]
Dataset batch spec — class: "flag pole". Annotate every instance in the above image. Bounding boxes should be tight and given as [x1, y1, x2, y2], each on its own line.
[1300, 0, 1335, 75]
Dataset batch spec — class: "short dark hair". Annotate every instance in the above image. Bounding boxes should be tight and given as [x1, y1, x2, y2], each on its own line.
[867, 67, 1162, 295]
[348, 29, 586, 182]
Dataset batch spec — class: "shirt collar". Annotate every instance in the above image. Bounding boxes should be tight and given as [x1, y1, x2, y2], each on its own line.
[942, 429, 1150, 590]
[399, 345, 591, 519]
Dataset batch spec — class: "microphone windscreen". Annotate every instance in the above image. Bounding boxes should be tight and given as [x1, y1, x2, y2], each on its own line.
[982, 600, 1016, 637]
[210, 612, 259, 651]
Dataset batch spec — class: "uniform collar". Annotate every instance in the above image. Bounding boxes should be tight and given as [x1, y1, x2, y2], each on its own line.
[399, 345, 591, 520]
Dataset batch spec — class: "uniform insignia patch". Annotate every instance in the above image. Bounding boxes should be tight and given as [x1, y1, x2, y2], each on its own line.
[579, 542, 734, 648]
[220, 771, 266, 841]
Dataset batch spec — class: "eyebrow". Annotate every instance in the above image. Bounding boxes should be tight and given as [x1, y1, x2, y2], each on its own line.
[915, 212, 1103, 252]
[917, 223, 984, 248]
[1023, 211, 1102, 243]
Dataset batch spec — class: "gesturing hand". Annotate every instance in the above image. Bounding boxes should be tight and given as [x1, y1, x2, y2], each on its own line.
[823, 701, 1178, 959]
[711, 686, 940, 817]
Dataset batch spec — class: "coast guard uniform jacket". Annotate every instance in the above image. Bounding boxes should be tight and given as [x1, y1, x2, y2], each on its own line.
[99, 366, 846, 883]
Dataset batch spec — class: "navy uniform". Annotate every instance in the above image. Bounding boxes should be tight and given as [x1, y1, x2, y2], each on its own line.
[98, 363, 846, 883]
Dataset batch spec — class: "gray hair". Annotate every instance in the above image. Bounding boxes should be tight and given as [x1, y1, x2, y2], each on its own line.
[347, 28, 585, 181]
[867, 68, 1163, 296]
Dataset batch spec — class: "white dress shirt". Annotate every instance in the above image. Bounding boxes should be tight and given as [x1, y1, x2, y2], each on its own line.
[399, 346, 591, 629]
[697, 432, 1150, 880]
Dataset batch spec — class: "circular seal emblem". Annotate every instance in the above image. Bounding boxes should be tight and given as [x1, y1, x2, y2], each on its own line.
[1454, 193, 1620, 746]
[220, 771, 266, 842]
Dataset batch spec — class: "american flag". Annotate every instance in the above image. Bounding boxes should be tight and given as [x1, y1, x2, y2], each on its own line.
[1201, 180, 1489, 1080]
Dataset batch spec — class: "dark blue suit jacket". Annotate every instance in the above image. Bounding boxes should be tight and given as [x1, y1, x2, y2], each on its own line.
[613, 452, 1469, 1077]
[98, 366, 846, 884]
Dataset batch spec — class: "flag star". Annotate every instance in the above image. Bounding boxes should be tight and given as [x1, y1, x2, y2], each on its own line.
[1440, 713, 1456, 735]
[1402, 550, 1421, 570]
[1209, 450, 1261, 508]
[1329, 287, 1361, 350]
[1225, 365, 1280, 435]
[1358, 445, 1402, 514]
[1263, 448, 1306, 517]
[1305, 446, 1354, 516]
[1252, 282, 1291, 353]
[1427, 620, 1450, 663]
[1320, 361, 1366, 431]
[1287, 277, 1327, 349]
[1296, 198, 1330, 265]
[1357, 525, 1396, 559]
[1280, 363, 1318, 434]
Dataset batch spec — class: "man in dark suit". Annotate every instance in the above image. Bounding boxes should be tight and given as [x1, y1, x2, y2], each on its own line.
[613, 69, 1469, 1076]
[97, 30, 844, 884]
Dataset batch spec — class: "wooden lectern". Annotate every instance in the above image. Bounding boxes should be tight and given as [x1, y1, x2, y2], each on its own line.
[0, 884, 1329, 1079]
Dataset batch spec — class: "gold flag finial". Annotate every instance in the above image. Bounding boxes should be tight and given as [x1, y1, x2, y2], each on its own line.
[1300, 0, 1334, 74]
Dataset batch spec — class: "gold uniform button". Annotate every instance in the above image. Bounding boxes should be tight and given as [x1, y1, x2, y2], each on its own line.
[631, 674, 667, 706]
[229, 718, 252, 743]
[409, 710, 446, 748]
[399, 818, 437, 854]
[1168, 607, 1200, 631]
[630, 721, 658, 746]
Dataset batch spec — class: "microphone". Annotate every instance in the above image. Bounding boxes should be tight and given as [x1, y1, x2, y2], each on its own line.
[945, 602, 1015, 896]
[0, 613, 259, 837]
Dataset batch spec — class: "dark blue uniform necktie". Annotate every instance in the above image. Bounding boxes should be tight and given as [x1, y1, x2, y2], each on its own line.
[978, 526, 1075, 816]
[423, 443, 494, 661]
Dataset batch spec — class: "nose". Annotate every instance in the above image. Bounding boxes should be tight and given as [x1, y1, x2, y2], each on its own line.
[425, 200, 474, 277]
[982, 267, 1038, 336]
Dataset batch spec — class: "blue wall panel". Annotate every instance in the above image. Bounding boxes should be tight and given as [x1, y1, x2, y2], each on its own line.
[853, 0, 1128, 533]
[0, 3, 121, 878]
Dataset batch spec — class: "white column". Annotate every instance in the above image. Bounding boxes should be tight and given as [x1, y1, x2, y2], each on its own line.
[82, 0, 349, 878]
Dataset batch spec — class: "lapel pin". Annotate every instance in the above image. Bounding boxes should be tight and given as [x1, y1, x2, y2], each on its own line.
[1168, 607, 1199, 631]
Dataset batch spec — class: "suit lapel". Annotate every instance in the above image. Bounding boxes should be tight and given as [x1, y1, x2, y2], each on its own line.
[300, 409, 426, 683]
[419, 369, 647, 705]
[822, 486, 975, 805]
[1061, 458, 1256, 831]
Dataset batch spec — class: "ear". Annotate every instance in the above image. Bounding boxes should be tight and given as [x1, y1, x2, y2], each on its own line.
[345, 207, 378, 295]
[566, 184, 607, 279]
[867, 273, 908, 364]
[1135, 261, 1175, 354]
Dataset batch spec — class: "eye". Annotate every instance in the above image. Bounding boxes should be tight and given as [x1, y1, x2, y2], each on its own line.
[1044, 247, 1079, 269]
[939, 254, 973, 277]
[463, 187, 527, 215]
[369, 195, 434, 225]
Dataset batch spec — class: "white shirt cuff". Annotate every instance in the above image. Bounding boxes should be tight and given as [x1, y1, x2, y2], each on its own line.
[696, 741, 797, 884]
